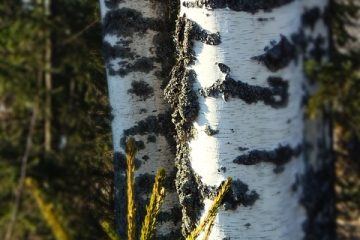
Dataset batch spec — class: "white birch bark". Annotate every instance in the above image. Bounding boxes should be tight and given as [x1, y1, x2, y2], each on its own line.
[99, 1, 181, 238]
[170, 0, 334, 239]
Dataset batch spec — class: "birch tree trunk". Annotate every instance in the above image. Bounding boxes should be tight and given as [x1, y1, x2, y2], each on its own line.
[99, 0, 181, 239]
[164, 0, 335, 239]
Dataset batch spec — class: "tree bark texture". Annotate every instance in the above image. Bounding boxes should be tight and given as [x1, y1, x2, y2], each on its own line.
[164, 0, 335, 239]
[99, 0, 181, 239]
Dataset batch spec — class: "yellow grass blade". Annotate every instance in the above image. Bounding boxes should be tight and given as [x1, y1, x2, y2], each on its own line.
[100, 219, 121, 240]
[186, 177, 232, 240]
[140, 169, 167, 240]
[126, 137, 137, 240]
[25, 177, 70, 240]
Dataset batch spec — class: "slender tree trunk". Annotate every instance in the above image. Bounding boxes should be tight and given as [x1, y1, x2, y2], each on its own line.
[44, 0, 52, 152]
[165, 0, 335, 239]
[99, 0, 181, 239]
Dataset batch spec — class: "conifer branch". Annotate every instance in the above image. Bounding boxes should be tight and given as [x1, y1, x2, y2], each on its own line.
[25, 177, 70, 240]
[140, 169, 166, 240]
[126, 137, 137, 240]
[100, 219, 121, 240]
[186, 177, 232, 240]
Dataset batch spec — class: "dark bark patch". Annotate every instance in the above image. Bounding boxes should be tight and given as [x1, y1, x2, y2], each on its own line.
[183, 17, 221, 45]
[302, 7, 321, 30]
[200, 63, 289, 108]
[218, 62, 231, 74]
[114, 151, 142, 171]
[102, 8, 162, 37]
[156, 230, 183, 240]
[147, 135, 156, 143]
[251, 35, 296, 72]
[127, 80, 154, 101]
[258, 17, 275, 22]
[120, 113, 176, 151]
[182, 0, 294, 13]
[104, 0, 123, 9]
[238, 146, 249, 151]
[223, 179, 259, 210]
[309, 35, 326, 62]
[113, 152, 127, 236]
[291, 30, 308, 54]
[109, 57, 155, 77]
[158, 206, 182, 225]
[233, 145, 302, 172]
[204, 125, 219, 136]
[102, 41, 134, 64]
[174, 146, 206, 235]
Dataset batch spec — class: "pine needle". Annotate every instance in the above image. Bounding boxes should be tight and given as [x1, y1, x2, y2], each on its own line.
[25, 177, 70, 240]
[140, 169, 167, 240]
[186, 177, 232, 240]
[100, 219, 121, 240]
[203, 214, 216, 240]
[126, 137, 137, 240]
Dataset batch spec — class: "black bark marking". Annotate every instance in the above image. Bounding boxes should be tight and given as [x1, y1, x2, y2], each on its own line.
[258, 17, 275, 22]
[291, 30, 308, 54]
[102, 41, 134, 63]
[102, 8, 162, 37]
[127, 80, 154, 101]
[108, 57, 155, 77]
[223, 179, 259, 210]
[204, 125, 219, 136]
[120, 113, 176, 151]
[147, 135, 156, 143]
[164, 15, 222, 236]
[114, 152, 127, 236]
[157, 206, 182, 225]
[182, 0, 294, 13]
[156, 230, 183, 240]
[309, 35, 326, 62]
[302, 7, 321, 30]
[251, 35, 296, 72]
[200, 63, 289, 108]
[104, 0, 123, 9]
[238, 146, 249, 151]
[218, 62, 230, 74]
[233, 145, 302, 173]
[114, 152, 142, 171]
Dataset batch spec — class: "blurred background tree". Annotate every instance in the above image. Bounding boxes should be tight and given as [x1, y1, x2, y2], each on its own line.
[306, 0, 360, 238]
[0, 0, 113, 239]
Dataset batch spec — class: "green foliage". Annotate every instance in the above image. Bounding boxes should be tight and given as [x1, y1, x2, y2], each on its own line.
[0, 0, 112, 239]
[306, 0, 360, 137]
